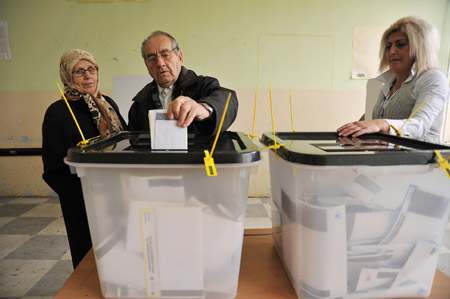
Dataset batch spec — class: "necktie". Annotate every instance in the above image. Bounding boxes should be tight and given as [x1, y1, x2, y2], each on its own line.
[160, 88, 170, 108]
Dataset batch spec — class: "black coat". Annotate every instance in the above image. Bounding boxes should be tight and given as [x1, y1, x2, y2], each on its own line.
[41, 95, 126, 268]
[128, 66, 238, 135]
[42, 95, 126, 196]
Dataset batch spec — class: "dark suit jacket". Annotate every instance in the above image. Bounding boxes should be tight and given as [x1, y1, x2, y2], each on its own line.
[128, 66, 238, 135]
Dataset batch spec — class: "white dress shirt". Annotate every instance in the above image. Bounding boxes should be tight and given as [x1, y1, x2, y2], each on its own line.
[371, 68, 449, 143]
[157, 85, 174, 109]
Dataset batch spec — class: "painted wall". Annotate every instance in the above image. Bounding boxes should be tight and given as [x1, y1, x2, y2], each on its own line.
[0, 0, 449, 196]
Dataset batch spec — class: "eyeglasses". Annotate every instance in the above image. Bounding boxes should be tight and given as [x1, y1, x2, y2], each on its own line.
[145, 48, 178, 66]
[72, 66, 98, 77]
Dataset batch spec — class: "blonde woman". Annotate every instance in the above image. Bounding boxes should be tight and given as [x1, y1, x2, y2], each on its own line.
[338, 16, 449, 143]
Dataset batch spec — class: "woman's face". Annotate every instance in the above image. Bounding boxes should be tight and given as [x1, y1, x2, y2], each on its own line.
[72, 59, 98, 94]
[385, 31, 414, 76]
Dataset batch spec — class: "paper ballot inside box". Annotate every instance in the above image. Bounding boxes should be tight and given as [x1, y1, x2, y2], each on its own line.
[124, 174, 186, 253]
[150, 109, 187, 150]
[296, 199, 347, 298]
[98, 206, 204, 297]
[299, 185, 450, 297]
[140, 206, 204, 297]
[347, 186, 450, 294]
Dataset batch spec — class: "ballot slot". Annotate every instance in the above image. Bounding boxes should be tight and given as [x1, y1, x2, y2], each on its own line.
[91, 131, 252, 158]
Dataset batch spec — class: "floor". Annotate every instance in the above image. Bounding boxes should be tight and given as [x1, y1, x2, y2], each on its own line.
[0, 196, 448, 299]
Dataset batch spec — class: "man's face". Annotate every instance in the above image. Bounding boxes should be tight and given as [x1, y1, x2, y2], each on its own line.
[143, 35, 183, 88]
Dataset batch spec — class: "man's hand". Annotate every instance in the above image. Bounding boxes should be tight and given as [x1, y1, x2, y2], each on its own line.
[167, 96, 211, 128]
[337, 119, 390, 137]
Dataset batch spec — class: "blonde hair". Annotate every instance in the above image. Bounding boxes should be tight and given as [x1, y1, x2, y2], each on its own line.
[379, 16, 440, 76]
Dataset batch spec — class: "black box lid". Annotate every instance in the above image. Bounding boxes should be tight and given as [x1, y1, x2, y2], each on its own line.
[66, 131, 261, 165]
[261, 132, 450, 166]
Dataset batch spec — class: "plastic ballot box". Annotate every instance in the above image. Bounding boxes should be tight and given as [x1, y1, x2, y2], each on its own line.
[65, 131, 261, 299]
[261, 132, 450, 299]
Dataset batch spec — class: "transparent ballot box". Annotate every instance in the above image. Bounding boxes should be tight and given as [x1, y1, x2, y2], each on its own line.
[65, 131, 261, 298]
[261, 132, 450, 299]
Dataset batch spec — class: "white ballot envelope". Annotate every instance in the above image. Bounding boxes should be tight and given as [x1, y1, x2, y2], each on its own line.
[149, 109, 187, 150]
[340, 174, 383, 202]
[140, 206, 204, 297]
[296, 199, 347, 298]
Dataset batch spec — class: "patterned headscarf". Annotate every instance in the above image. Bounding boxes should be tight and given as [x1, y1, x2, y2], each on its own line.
[59, 49, 123, 137]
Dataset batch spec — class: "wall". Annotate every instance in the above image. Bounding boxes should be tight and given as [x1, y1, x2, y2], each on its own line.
[0, 0, 449, 196]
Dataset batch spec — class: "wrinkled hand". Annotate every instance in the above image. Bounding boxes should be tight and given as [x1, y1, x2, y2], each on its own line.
[167, 96, 210, 128]
[337, 119, 390, 137]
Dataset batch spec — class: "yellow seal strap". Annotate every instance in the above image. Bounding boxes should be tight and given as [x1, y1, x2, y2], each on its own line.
[203, 92, 232, 176]
[389, 125, 402, 137]
[203, 150, 217, 176]
[290, 88, 297, 133]
[389, 95, 431, 138]
[57, 82, 100, 147]
[245, 86, 259, 140]
[389, 94, 449, 179]
[434, 150, 450, 179]
[398, 95, 431, 132]
[258, 81, 285, 156]
[76, 135, 101, 147]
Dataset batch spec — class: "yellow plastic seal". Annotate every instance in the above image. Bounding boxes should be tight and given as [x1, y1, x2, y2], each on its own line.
[245, 86, 259, 140]
[388, 95, 431, 139]
[434, 150, 450, 179]
[203, 92, 232, 176]
[203, 150, 217, 176]
[389, 125, 402, 137]
[57, 82, 100, 147]
[290, 88, 296, 132]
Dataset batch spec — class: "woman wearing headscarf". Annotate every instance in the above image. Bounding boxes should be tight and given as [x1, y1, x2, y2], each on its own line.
[42, 49, 127, 268]
[337, 16, 449, 143]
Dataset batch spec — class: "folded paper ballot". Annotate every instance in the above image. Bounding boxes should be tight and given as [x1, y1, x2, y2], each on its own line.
[124, 174, 185, 253]
[380, 185, 450, 245]
[348, 243, 412, 266]
[296, 199, 347, 298]
[97, 240, 147, 290]
[340, 174, 383, 202]
[149, 109, 187, 150]
[347, 245, 407, 293]
[142, 206, 204, 297]
[347, 209, 397, 245]
[202, 211, 244, 294]
[391, 240, 439, 288]
[304, 195, 383, 209]
[350, 240, 439, 296]
[122, 173, 185, 203]
[354, 267, 398, 292]
[126, 200, 183, 253]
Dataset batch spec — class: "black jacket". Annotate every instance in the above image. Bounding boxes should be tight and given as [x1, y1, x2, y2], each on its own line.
[42, 95, 126, 268]
[42, 95, 127, 200]
[128, 66, 238, 135]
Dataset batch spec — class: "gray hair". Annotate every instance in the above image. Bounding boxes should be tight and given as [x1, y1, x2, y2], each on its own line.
[140, 31, 180, 60]
[379, 16, 440, 76]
